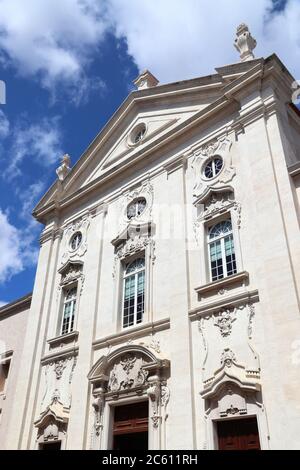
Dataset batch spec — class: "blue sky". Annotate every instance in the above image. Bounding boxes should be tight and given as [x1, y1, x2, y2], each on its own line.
[0, 0, 299, 305]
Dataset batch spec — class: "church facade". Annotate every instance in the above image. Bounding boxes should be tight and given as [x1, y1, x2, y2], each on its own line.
[1, 25, 300, 450]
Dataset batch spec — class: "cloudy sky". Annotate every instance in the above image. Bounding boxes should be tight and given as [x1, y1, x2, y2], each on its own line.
[0, 0, 299, 305]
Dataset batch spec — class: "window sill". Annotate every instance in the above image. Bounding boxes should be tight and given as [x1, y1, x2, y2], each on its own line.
[195, 271, 249, 300]
[47, 330, 79, 349]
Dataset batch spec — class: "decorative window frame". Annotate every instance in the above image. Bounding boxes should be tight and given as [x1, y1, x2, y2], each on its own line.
[112, 223, 156, 332]
[126, 122, 148, 148]
[194, 188, 243, 287]
[87, 345, 170, 450]
[60, 216, 90, 266]
[122, 257, 146, 329]
[54, 261, 84, 338]
[119, 180, 154, 230]
[0, 350, 13, 399]
[192, 136, 235, 203]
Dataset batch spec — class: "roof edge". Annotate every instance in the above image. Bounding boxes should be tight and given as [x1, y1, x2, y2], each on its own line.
[0, 293, 32, 318]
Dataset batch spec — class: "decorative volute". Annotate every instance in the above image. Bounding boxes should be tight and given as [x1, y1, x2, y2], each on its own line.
[133, 70, 159, 90]
[234, 24, 257, 62]
[56, 154, 71, 182]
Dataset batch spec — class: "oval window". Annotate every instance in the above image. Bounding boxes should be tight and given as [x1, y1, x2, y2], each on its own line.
[70, 232, 82, 251]
[203, 156, 223, 179]
[127, 197, 147, 220]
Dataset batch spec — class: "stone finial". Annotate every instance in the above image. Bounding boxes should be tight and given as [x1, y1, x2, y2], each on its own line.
[234, 23, 257, 62]
[133, 70, 159, 90]
[56, 154, 71, 182]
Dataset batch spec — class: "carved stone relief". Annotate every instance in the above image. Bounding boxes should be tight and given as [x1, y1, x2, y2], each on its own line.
[56, 262, 85, 302]
[214, 309, 236, 337]
[192, 136, 235, 201]
[218, 384, 247, 418]
[112, 234, 155, 277]
[107, 353, 149, 393]
[40, 355, 77, 413]
[147, 382, 161, 428]
[139, 337, 161, 354]
[193, 189, 241, 245]
[91, 390, 105, 449]
[199, 302, 260, 398]
[88, 347, 170, 448]
[220, 348, 236, 367]
[120, 180, 154, 230]
[61, 216, 90, 265]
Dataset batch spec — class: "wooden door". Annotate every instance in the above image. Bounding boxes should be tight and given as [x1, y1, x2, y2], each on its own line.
[217, 417, 261, 450]
[113, 401, 148, 450]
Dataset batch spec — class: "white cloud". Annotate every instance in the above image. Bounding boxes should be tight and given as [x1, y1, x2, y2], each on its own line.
[0, 192, 44, 283]
[19, 181, 45, 220]
[107, 0, 300, 82]
[0, 300, 7, 307]
[17, 182, 45, 266]
[0, 110, 10, 138]
[0, 1, 299, 97]
[4, 117, 63, 180]
[0, 0, 107, 101]
[0, 209, 23, 283]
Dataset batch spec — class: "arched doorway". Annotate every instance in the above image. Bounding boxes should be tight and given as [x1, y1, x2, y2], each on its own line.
[87, 345, 170, 450]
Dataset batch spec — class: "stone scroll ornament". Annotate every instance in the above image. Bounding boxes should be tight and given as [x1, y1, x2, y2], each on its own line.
[107, 353, 149, 392]
[192, 137, 235, 201]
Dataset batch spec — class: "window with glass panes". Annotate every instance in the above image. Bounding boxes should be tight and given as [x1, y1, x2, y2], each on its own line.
[127, 198, 146, 220]
[61, 286, 77, 335]
[208, 220, 237, 281]
[123, 258, 145, 328]
[203, 156, 223, 179]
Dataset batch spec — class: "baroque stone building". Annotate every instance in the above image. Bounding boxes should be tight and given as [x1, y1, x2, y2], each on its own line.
[1, 25, 300, 450]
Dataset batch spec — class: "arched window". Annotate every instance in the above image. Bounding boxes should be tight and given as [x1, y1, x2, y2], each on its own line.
[123, 258, 145, 328]
[61, 286, 77, 335]
[208, 220, 237, 281]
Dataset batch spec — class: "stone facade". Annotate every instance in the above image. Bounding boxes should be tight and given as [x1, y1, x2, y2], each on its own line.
[1, 26, 300, 450]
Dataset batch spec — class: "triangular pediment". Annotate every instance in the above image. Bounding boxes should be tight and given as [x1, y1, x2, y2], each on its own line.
[33, 54, 292, 222]
[89, 113, 179, 177]
[62, 95, 217, 197]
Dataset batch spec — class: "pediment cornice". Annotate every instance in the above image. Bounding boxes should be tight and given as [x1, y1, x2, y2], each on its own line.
[33, 54, 296, 224]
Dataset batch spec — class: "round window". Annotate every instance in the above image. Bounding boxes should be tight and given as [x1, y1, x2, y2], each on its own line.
[203, 156, 223, 179]
[130, 123, 146, 145]
[127, 197, 147, 220]
[70, 232, 82, 251]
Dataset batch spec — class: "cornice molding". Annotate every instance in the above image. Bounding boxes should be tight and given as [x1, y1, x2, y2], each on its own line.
[195, 272, 249, 300]
[163, 154, 187, 177]
[189, 289, 259, 321]
[41, 345, 79, 365]
[33, 55, 295, 224]
[0, 293, 32, 318]
[39, 227, 63, 245]
[92, 318, 170, 350]
[47, 331, 79, 349]
[288, 162, 300, 178]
